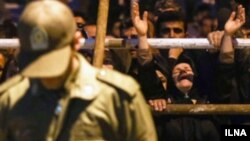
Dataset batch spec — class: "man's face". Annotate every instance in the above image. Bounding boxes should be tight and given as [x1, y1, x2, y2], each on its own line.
[122, 27, 138, 39]
[159, 21, 186, 38]
[201, 18, 214, 37]
[74, 16, 86, 25]
[84, 24, 97, 38]
[172, 63, 194, 93]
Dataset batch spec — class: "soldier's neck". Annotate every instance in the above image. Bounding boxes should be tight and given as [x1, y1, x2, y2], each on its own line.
[40, 55, 79, 90]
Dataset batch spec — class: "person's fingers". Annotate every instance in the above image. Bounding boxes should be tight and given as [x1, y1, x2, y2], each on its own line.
[217, 31, 224, 49]
[214, 31, 220, 47]
[143, 11, 148, 22]
[242, 8, 246, 21]
[235, 19, 241, 25]
[149, 99, 168, 111]
[133, 2, 139, 15]
[214, 32, 221, 48]
[149, 100, 158, 111]
[148, 100, 154, 106]
[241, 8, 246, 24]
[131, 2, 138, 19]
[211, 33, 217, 47]
[236, 5, 243, 19]
[162, 100, 167, 109]
[154, 101, 161, 111]
[210, 33, 215, 46]
[237, 5, 243, 20]
[207, 32, 213, 45]
[132, 4, 137, 15]
[153, 101, 159, 111]
[167, 98, 172, 104]
[228, 11, 236, 22]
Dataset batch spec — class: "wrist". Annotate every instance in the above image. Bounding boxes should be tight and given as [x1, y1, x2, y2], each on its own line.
[224, 31, 234, 36]
[138, 34, 147, 39]
[138, 35, 149, 49]
[223, 33, 233, 41]
[168, 55, 179, 59]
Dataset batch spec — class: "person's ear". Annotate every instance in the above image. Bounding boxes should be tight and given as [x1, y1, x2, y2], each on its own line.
[73, 31, 82, 51]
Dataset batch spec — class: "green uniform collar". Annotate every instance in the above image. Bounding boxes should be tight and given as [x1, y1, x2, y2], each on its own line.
[64, 53, 100, 100]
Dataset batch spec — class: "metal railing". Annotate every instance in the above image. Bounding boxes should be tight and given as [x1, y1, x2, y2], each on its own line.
[1, 38, 250, 49]
[153, 104, 250, 115]
[1, 38, 250, 115]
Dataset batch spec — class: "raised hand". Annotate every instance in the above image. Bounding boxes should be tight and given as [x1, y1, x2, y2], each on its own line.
[224, 5, 245, 35]
[131, 1, 148, 37]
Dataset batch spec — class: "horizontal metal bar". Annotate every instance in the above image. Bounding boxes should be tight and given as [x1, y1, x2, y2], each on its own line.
[0, 39, 20, 49]
[82, 38, 250, 49]
[0, 38, 250, 49]
[153, 104, 250, 115]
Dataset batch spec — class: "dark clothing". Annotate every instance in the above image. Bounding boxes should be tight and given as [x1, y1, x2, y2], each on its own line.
[185, 50, 219, 102]
[216, 49, 250, 104]
[235, 49, 250, 103]
[156, 92, 220, 141]
[161, 116, 220, 141]
[216, 49, 250, 124]
[214, 62, 238, 103]
[0, 56, 19, 84]
[159, 89, 220, 141]
[137, 51, 169, 100]
[137, 49, 220, 141]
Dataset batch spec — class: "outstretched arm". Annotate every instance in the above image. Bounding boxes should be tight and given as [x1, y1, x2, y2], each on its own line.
[131, 1, 153, 66]
[211, 5, 245, 103]
[131, 1, 148, 49]
[220, 5, 245, 63]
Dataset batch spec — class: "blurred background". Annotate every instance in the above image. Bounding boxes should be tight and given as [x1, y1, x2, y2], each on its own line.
[1, 0, 250, 28]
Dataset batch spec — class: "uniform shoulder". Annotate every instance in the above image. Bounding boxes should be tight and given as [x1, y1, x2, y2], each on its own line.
[96, 69, 140, 97]
[0, 75, 28, 96]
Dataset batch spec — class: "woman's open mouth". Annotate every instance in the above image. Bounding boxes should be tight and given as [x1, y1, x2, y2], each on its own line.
[178, 73, 193, 82]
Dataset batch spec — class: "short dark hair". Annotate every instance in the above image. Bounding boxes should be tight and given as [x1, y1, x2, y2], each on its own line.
[155, 11, 187, 37]
[120, 18, 133, 31]
[119, 17, 134, 37]
[0, 19, 17, 38]
[73, 10, 87, 21]
[154, 0, 182, 14]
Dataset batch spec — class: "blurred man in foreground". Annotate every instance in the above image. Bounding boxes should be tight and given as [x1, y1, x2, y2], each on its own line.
[0, 1, 157, 141]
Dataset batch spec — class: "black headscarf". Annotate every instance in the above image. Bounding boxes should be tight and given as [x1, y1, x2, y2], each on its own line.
[166, 53, 205, 103]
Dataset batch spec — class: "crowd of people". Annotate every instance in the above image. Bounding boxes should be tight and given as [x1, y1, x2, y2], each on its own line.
[0, 0, 250, 141]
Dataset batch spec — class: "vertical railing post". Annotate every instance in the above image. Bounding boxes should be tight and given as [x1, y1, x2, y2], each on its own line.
[93, 0, 110, 68]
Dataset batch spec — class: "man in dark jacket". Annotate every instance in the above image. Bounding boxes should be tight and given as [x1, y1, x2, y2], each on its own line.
[208, 4, 250, 124]
[131, 1, 220, 141]
[131, 1, 186, 105]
